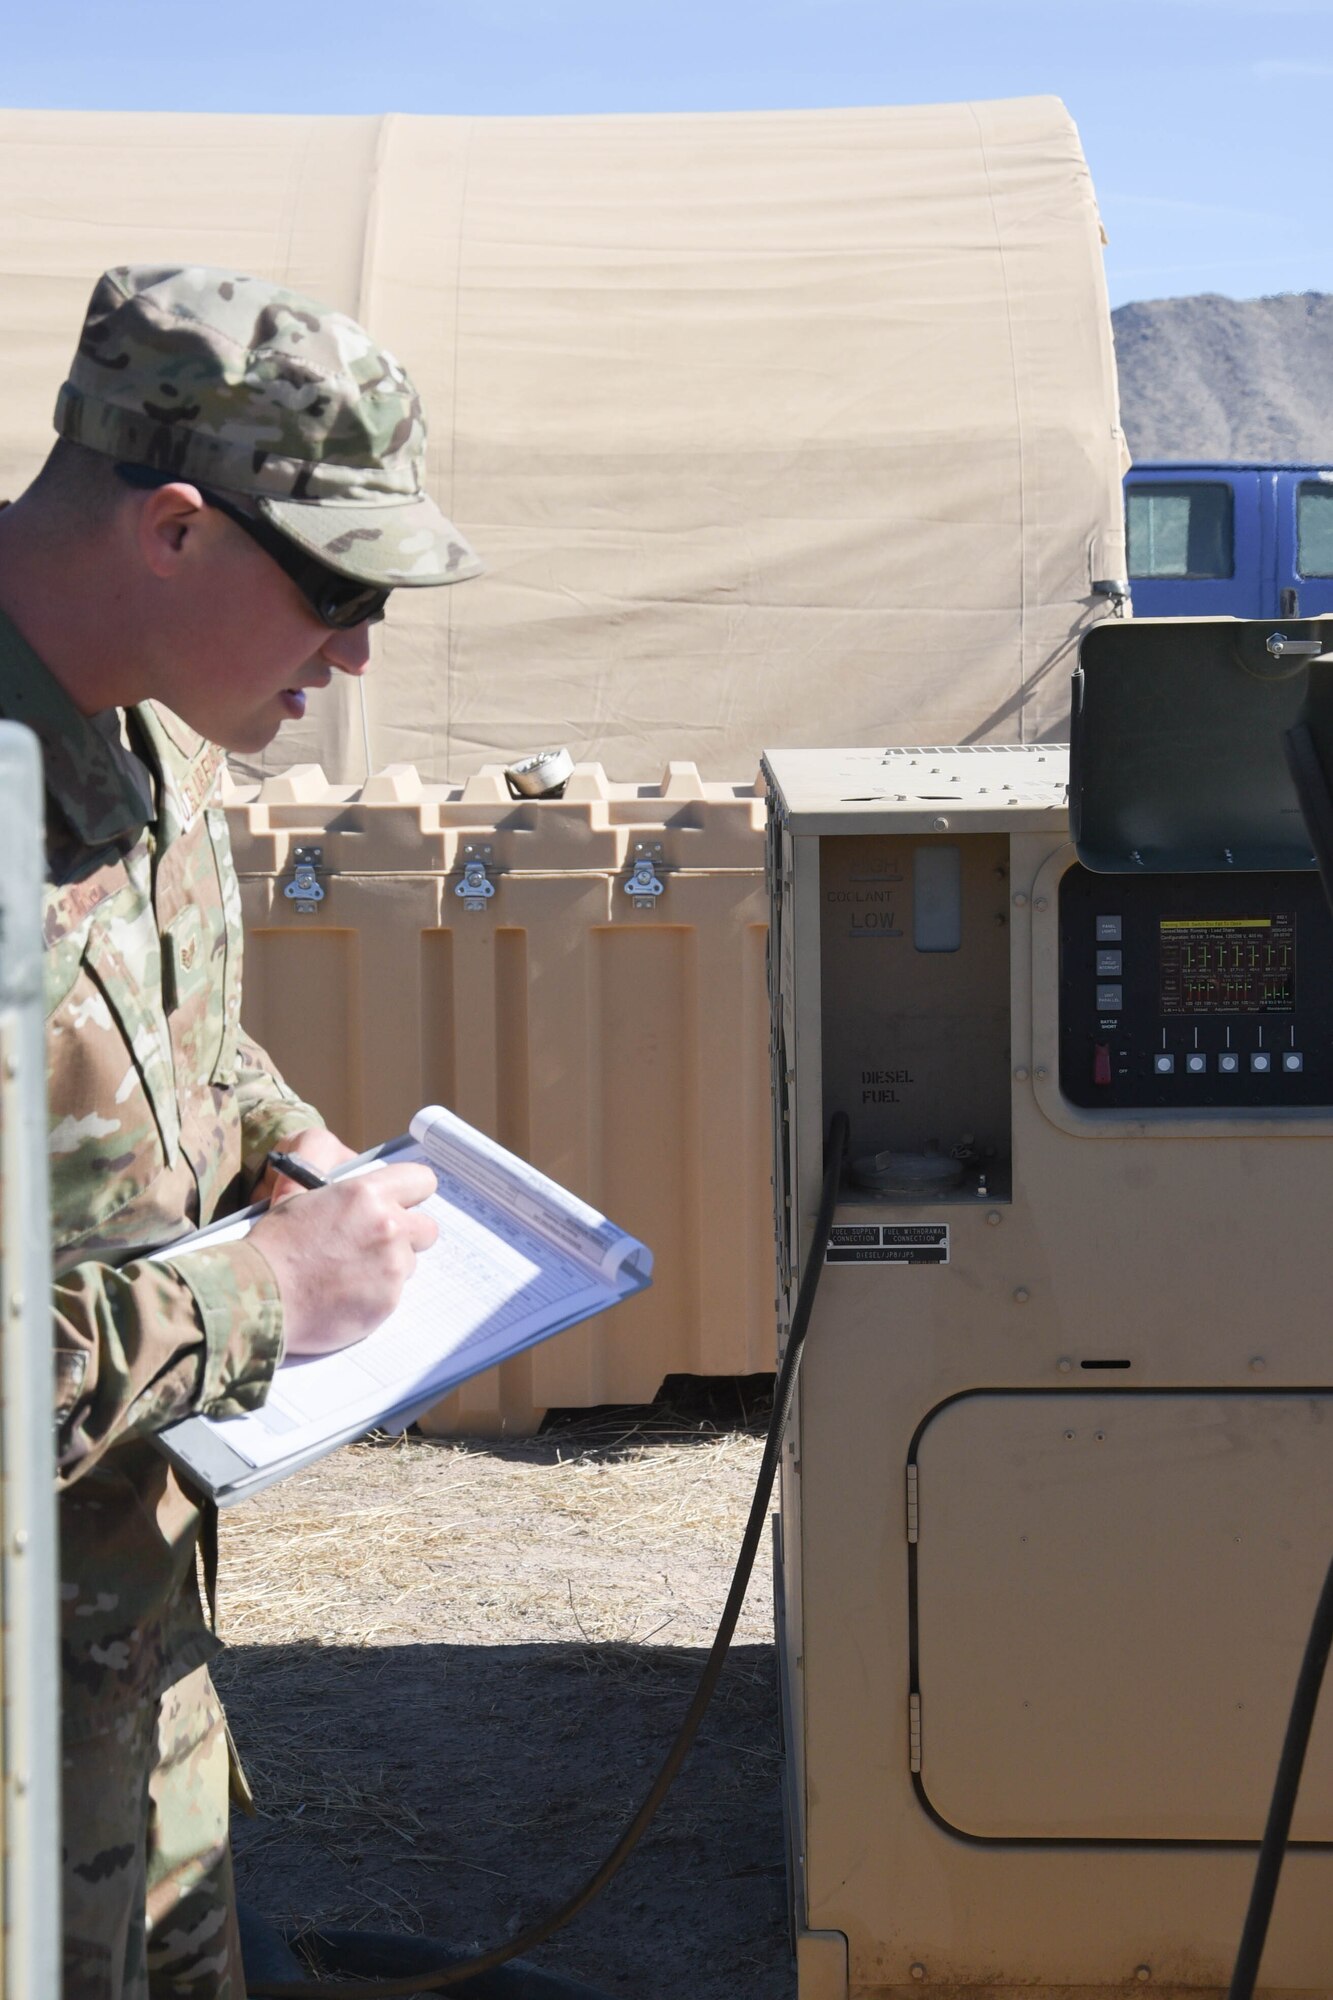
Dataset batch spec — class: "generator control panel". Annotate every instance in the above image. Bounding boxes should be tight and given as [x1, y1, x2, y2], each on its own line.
[1059, 862, 1333, 1108]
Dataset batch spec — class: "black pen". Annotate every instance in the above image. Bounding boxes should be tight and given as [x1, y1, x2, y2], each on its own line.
[265, 1150, 331, 1192]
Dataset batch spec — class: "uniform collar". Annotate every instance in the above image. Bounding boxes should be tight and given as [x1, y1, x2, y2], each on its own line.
[0, 607, 156, 845]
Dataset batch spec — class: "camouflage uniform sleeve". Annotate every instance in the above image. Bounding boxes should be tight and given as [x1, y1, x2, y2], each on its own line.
[54, 1237, 283, 1484]
[232, 1028, 327, 1191]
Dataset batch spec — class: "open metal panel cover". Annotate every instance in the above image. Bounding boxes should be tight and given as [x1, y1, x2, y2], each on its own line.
[1071, 615, 1333, 873]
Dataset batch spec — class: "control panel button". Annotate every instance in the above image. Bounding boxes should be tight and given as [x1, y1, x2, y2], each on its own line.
[1218, 1052, 1240, 1075]
[1096, 984, 1123, 1010]
[1283, 1051, 1304, 1072]
[1251, 1051, 1272, 1073]
[1096, 916, 1122, 942]
[1096, 949, 1123, 976]
[1093, 1043, 1113, 1086]
[1185, 1052, 1207, 1074]
[1154, 1052, 1175, 1075]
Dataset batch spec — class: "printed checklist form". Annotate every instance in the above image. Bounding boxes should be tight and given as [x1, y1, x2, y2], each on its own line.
[154, 1105, 653, 1504]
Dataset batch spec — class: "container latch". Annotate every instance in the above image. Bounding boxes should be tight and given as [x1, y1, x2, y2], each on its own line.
[282, 845, 325, 915]
[623, 841, 666, 909]
[455, 843, 496, 912]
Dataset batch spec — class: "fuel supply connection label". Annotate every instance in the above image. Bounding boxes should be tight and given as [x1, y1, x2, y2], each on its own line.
[826, 1224, 949, 1265]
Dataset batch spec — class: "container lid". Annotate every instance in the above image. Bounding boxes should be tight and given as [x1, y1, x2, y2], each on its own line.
[1070, 615, 1333, 873]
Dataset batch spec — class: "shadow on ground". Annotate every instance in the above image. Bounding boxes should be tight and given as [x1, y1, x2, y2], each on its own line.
[413, 1373, 780, 1473]
[216, 1636, 793, 2000]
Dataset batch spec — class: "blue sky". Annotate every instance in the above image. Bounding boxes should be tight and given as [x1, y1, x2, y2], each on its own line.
[7, 0, 1333, 307]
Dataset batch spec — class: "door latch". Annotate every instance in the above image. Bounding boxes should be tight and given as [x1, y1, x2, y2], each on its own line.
[282, 845, 325, 914]
[454, 843, 496, 912]
[623, 841, 666, 909]
[1266, 632, 1327, 660]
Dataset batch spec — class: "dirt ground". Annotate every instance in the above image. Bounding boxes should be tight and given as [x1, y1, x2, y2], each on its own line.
[213, 1379, 794, 2000]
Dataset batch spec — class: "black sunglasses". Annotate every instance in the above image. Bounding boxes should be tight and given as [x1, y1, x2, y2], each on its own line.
[114, 464, 391, 630]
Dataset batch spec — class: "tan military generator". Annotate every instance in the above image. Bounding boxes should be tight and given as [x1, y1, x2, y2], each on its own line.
[765, 616, 1333, 1999]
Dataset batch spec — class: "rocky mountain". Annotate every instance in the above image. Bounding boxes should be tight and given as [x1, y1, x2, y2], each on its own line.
[1113, 292, 1333, 463]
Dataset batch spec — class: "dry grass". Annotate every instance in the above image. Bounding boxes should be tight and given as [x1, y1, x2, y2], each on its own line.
[218, 1424, 773, 1653]
[213, 1388, 792, 1999]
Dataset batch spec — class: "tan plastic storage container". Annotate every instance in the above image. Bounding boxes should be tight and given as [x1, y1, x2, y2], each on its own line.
[225, 760, 771, 1434]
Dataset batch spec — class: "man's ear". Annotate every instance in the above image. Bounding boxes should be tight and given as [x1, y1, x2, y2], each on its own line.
[135, 483, 209, 579]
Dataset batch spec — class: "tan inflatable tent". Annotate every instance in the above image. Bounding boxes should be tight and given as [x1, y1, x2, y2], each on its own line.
[0, 98, 1127, 783]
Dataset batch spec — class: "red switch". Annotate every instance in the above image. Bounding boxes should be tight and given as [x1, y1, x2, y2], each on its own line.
[1093, 1043, 1113, 1086]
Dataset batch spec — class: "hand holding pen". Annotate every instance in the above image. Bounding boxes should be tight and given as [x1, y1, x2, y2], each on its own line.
[265, 1148, 332, 1192]
[248, 1135, 438, 1357]
[256, 1126, 359, 1203]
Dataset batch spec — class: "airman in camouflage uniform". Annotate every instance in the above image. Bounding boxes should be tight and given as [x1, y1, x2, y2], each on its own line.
[0, 265, 482, 1997]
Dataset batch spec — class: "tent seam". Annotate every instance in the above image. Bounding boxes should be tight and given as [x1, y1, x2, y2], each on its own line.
[968, 100, 1028, 743]
[444, 119, 475, 785]
[353, 112, 397, 786]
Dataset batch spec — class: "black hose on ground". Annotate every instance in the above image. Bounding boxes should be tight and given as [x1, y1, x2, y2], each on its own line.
[239, 1909, 608, 1999]
[292, 1926, 620, 1998]
[246, 1110, 851, 1998]
[1226, 1552, 1333, 2000]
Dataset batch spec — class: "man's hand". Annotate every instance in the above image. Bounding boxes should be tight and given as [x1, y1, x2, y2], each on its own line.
[249, 1161, 439, 1356]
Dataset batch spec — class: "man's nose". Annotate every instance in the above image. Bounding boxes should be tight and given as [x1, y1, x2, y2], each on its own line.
[320, 620, 374, 676]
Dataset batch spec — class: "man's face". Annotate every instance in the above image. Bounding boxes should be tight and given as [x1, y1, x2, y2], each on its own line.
[143, 493, 375, 754]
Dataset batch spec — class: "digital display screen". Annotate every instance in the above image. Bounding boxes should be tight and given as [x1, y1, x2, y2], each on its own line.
[1159, 916, 1295, 1014]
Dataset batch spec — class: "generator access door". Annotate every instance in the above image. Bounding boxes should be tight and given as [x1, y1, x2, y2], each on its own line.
[912, 1389, 1333, 1842]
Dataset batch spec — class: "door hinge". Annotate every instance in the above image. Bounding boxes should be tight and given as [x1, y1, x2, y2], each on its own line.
[906, 1463, 919, 1544]
[282, 845, 325, 914]
[909, 1692, 922, 1774]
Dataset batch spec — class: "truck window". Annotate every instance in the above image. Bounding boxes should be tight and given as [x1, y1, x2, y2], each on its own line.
[1126, 482, 1234, 579]
[1296, 481, 1333, 576]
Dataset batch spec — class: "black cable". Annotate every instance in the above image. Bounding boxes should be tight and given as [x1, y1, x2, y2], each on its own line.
[248, 1110, 851, 1998]
[1218, 727, 1333, 1999]
[1226, 1553, 1333, 2000]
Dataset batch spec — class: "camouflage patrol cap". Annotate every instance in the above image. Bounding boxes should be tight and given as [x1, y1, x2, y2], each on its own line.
[54, 264, 483, 590]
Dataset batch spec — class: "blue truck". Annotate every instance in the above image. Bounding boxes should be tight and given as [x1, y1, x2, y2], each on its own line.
[1124, 462, 1333, 619]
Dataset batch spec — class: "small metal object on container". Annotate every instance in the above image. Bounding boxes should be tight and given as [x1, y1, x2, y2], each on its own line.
[504, 748, 574, 799]
[454, 843, 496, 911]
[624, 840, 667, 909]
[282, 845, 325, 914]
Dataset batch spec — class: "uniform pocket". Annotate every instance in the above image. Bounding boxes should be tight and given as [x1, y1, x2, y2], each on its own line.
[46, 922, 176, 1250]
[161, 901, 220, 1092]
